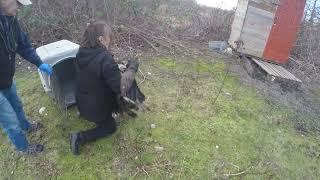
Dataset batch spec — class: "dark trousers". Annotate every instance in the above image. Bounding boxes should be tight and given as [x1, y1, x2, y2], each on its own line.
[79, 116, 117, 144]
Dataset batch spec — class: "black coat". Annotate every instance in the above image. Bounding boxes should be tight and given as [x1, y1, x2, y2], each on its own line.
[75, 47, 121, 123]
[0, 13, 42, 89]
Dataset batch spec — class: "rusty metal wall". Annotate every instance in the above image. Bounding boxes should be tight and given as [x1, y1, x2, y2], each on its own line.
[263, 0, 307, 64]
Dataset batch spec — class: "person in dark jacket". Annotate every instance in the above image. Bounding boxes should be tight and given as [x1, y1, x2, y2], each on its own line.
[0, 0, 52, 154]
[70, 21, 139, 155]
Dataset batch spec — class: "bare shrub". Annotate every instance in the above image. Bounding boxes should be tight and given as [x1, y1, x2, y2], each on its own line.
[18, 0, 233, 55]
[291, 0, 320, 87]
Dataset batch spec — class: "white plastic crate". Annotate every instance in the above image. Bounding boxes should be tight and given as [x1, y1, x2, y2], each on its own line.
[37, 40, 80, 107]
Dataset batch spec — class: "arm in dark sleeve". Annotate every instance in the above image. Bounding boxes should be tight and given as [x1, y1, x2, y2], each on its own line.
[101, 53, 122, 95]
[16, 23, 43, 67]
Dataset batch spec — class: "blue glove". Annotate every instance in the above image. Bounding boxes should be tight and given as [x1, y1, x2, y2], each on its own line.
[39, 64, 53, 76]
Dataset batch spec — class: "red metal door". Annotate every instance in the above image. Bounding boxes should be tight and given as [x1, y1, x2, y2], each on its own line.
[263, 0, 306, 64]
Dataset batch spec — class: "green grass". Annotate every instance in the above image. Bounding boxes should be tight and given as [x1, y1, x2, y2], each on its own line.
[0, 57, 319, 179]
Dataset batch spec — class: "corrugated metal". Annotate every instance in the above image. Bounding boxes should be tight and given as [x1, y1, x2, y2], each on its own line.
[263, 0, 306, 64]
[252, 58, 302, 83]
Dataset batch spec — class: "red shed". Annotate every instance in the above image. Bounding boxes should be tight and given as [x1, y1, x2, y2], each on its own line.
[229, 0, 306, 64]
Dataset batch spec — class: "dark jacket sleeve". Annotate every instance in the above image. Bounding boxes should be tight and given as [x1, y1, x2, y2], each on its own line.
[101, 53, 122, 95]
[16, 22, 43, 67]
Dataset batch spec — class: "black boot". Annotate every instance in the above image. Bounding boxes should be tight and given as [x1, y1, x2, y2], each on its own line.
[70, 133, 81, 155]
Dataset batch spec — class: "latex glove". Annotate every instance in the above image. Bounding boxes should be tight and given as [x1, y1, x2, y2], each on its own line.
[39, 64, 53, 76]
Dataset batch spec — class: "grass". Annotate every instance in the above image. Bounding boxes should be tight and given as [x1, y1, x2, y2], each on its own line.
[0, 56, 319, 179]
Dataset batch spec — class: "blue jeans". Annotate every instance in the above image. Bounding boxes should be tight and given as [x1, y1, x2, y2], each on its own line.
[0, 83, 30, 151]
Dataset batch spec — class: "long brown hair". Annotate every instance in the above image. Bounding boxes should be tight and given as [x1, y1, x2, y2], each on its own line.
[80, 21, 113, 49]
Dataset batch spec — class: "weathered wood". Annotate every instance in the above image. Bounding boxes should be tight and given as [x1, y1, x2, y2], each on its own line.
[229, 0, 305, 65]
[239, 6, 275, 57]
[229, 0, 249, 49]
[229, 0, 278, 57]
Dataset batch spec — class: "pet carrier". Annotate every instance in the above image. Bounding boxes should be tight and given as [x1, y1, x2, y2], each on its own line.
[37, 40, 79, 109]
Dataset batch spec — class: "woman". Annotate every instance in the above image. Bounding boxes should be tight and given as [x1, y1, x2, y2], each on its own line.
[70, 21, 139, 155]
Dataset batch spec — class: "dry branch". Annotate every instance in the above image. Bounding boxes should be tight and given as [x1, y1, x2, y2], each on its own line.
[223, 166, 252, 178]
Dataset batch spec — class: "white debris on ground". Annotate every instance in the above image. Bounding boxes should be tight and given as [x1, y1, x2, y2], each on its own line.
[155, 146, 164, 152]
[225, 92, 232, 96]
[150, 124, 156, 129]
[224, 47, 233, 54]
[39, 107, 46, 115]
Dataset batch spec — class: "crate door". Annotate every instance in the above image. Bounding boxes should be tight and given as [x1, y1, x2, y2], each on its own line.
[240, 0, 278, 57]
[263, 0, 306, 64]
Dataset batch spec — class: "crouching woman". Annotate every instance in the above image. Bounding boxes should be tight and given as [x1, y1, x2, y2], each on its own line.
[70, 21, 138, 155]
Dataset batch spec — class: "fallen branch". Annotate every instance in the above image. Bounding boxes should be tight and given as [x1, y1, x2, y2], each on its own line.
[229, 162, 240, 170]
[138, 69, 147, 85]
[142, 166, 150, 177]
[223, 166, 252, 178]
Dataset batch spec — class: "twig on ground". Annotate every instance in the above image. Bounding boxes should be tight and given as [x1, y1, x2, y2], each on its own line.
[223, 166, 252, 178]
[142, 166, 150, 177]
[132, 169, 140, 178]
[229, 162, 240, 170]
[139, 69, 147, 85]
